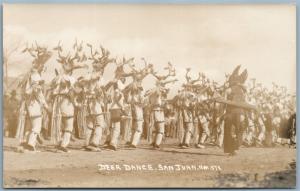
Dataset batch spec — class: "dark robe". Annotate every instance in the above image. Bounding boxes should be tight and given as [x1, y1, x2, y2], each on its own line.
[287, 113, 296, 144]
[7, 96, 19, 137]
[263, 114, 273, 147]
[223, 85, 246, 154]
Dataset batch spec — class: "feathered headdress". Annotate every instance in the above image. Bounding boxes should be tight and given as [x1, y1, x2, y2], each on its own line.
[228, 65, 248, 86]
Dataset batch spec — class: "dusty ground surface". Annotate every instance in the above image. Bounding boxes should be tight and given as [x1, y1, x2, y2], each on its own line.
[3, 137, 296, 188]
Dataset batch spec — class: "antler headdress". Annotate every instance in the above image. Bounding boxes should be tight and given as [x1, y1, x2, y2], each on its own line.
[152, 62, 176, 81]
[53, 40, 87, 74]
[87, 43, 115, 73]
[22, 42, 52, 70]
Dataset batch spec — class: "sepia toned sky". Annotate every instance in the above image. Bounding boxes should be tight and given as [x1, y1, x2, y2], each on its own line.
[3, 4, 296, 95]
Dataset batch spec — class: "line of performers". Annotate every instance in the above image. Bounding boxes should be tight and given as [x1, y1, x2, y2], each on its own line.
[15, 42, 263, 156]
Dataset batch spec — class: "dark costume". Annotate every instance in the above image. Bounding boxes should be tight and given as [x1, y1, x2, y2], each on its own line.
[7, 91, 19, 137]
[287, 113, 296, 145]
[223, 66, 248, 154]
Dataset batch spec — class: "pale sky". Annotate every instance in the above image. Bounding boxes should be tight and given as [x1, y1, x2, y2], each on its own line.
[3, 4, 296, 95]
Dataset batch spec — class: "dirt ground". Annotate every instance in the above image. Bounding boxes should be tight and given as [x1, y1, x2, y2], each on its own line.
[2, 137, 296, 188]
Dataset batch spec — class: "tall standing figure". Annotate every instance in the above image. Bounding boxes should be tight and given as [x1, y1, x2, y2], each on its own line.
[16, 43, 52, 152]
[103, 57, 134, 150]
[179, 68, 202, 148]
[50, 41, 87, 152]
[122, 58, 153, 148]
[80, 44, 115, 151]
[223, 65, 248, 156]
[146, 62, 177, 149]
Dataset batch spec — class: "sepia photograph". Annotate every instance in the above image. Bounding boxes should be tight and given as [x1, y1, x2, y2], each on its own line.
[2, 3, 296, 188]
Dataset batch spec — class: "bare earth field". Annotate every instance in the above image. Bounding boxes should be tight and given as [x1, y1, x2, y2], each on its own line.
[3, 137, 296, 188]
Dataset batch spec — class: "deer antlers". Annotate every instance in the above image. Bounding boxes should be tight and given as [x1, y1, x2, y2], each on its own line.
[22, 41, 52, 68]
[152, 62, 175, 81]
[113, 57, 135, 79]
[185, 68, 203, 85]
[125, 58, 153, 79]
[53, 40, 88, 74]
[118, 56, 134, 71]
[87, 43, 115, 72]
